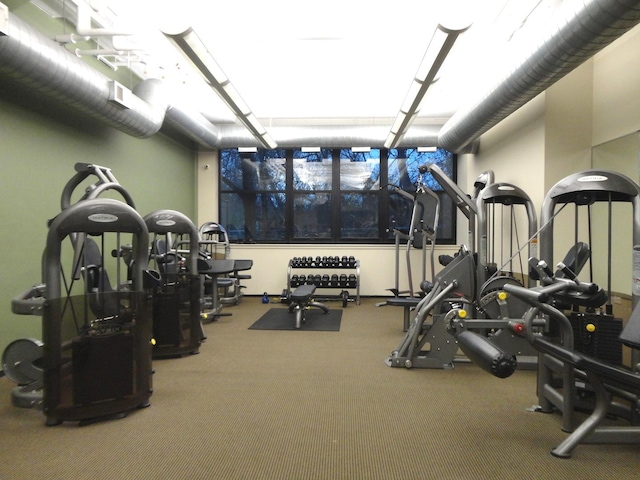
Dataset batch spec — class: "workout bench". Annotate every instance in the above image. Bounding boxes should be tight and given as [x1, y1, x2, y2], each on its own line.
[288, 284, 329, 329]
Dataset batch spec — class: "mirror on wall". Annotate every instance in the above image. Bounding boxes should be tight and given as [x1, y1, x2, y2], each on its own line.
[590, 132, 640, 296]
[592, 131, 640, 182]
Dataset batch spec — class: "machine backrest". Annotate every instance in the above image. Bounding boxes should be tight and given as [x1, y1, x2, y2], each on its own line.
[555, 241, 591, 279]
[82, 237, 119, 318]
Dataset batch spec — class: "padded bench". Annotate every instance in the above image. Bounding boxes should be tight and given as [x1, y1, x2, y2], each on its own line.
[383, 297, 422, 331]
[288, 284, 329, 329]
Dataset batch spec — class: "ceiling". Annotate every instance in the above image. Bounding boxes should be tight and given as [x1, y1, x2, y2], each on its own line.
[32, 0, 565, 129]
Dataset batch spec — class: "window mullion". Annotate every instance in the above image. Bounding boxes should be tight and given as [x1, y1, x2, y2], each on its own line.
[285, 149, 294, 241]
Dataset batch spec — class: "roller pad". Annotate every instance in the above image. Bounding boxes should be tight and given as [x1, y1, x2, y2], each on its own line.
[457, 330, 517, 379]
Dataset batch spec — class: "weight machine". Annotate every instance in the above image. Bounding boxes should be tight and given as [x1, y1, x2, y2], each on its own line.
[386, 167, 539, 369]
[536, 169, 640, 432]
[4, 163, 155, 425]
[449, 169, 640, 458]
[144, 210, 202, 358]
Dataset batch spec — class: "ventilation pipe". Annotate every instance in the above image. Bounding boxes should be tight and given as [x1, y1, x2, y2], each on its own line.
[438, 0, 640, 153]
[217, 124, 441, 149]
[0, 10, 221, 147]
[164, 102, 221, 148]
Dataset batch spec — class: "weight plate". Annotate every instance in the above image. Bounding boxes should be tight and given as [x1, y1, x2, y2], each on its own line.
[2, 338, 44, 385]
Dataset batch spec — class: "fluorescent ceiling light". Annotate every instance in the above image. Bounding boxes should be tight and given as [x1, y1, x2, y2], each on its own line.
[301, 147, 321, 152]
[351, 147, 371, 153]
[0, 2, 7, 36]
[163, 26, 277, 149]
[385, 22, 470, 149]
[418, 146, 438, 152]
[238, 147, 258, 153]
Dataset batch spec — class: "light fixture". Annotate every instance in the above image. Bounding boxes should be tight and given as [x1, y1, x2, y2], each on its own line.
[0, 2, 8, 36]
[384, 22, 470, 149]
[163, 26, 277, 150]
[238, 147, 258, 153]
[301, 147, 321, 153]
[351, 147, 371, 153]
[418, 146, 438, 153]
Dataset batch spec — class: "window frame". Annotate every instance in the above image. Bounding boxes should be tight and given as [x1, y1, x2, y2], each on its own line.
[218, 147, 457, 244]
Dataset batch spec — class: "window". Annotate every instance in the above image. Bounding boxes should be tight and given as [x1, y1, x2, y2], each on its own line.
[339, 149, 380, 239]
[219, 147, 456, 244]
[293, 148, 333, 239]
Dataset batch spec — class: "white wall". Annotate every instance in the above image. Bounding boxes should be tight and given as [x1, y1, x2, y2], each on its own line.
[592, 25, 640, 146]
[226, 243, 457, 297]
[197, 150, 219, 225]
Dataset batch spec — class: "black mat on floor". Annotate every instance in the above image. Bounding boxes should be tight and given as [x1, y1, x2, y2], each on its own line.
[249, 308, 342, 331]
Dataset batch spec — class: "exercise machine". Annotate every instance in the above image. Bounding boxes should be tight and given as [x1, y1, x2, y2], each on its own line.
[536, 169, 640, 431]
[145, 210, 202, 358]
[378, 166, 492, 329]
[451, 169, 640, 458]
[424, 164, 494, 253]
[199, 222, 253, 311]
[376, 168, 440, 328]
[504, 265, 640, 458]
[386, 172, 539, 369]
[383, 172, 440, 298]
[5, 163, 155, 425]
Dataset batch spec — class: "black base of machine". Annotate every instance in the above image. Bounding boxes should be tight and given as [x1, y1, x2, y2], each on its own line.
[569, 312, 623, 366]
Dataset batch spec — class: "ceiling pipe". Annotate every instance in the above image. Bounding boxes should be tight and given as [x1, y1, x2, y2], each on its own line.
[0, 11, 163, 138]
[164, 102, 221, 149]
[216, 124, 441, 149]
[438, 0, 640, 153]
[0, 10, 220, 147]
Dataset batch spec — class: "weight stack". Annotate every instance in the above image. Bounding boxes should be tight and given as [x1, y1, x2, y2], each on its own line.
[569, 312, 623, 366]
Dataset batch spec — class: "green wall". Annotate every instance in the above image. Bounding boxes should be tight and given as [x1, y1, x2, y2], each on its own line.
[0, 90, 197, 353]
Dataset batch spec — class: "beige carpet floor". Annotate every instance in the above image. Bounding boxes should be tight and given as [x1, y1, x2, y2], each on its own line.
[0, 297, 638, 479]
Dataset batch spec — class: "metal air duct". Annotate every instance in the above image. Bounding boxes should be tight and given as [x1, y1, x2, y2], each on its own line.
[217, 124, 441, 149]
[438, 0, 640, 153]
[0, 11, 164, 138]
[164, 102, 221, 149]
[0, 11, 221, 148]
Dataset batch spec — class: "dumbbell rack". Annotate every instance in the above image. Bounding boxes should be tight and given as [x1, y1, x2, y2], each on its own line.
[286, 256, 360, 306]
